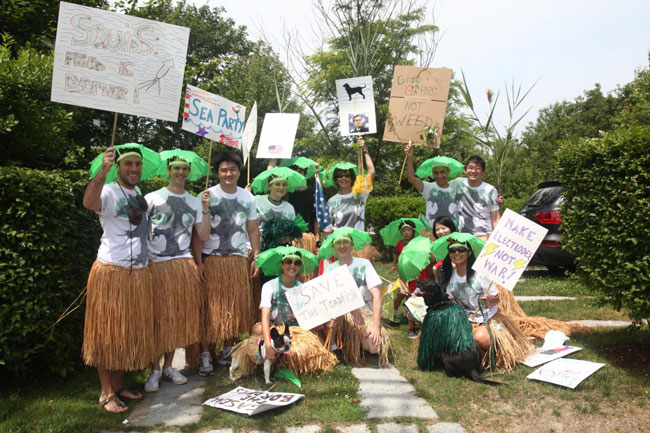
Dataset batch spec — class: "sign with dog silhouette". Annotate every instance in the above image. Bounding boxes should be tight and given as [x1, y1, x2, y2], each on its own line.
[256, 113, 300, 159]
[383, 66, 452, 147]
[51, 2, 190, 121]
[285, 265, 365, 330]
[336, 76, 377, 137]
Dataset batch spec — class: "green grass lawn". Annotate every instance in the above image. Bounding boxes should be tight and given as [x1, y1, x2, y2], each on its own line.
[1, 262, 646, 433]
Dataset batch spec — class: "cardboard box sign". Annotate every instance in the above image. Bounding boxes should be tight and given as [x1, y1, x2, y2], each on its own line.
[389, 66, 452, 101]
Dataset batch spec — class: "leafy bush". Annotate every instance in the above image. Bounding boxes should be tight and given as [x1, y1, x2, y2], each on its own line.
[0, 168, 101, 379]
[557, 127, 650, 323]
[365, 196, 425, 257]
[503, 196, 529, 214]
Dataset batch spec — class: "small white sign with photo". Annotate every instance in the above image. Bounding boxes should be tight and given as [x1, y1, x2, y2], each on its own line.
[336, 76, 376, 136]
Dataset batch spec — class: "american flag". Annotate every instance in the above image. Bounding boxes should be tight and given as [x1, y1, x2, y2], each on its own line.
[313, 172, 331, 230]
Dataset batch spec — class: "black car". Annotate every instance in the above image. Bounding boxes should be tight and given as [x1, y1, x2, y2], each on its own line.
[519, 181, 575, 273]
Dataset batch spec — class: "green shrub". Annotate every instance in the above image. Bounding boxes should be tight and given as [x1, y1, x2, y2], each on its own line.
[365, 196, 426, 257]
[557, 127, 650, 323]
[0, 168, 101, 379]
[503, 196, 529, 214]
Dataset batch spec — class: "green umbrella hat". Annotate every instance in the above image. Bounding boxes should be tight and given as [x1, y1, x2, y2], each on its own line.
[323, 162, 360, 188]
[416, 156, 464, 180]
[157, 149, 210, 182]
[257, 246, 319, 277]
[397, 236, 434, 282]
[317, 227, 371, 260]
[279, 157, 317, 179]
[379, 218, 427, 247]
[89, 143, 162, 183]
[250, 167, 307, 194]
[431, 232, 485, 262]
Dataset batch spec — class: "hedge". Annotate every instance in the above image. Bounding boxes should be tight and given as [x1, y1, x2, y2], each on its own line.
[557, 127, 650, 323]
[0, 168, 101, 379]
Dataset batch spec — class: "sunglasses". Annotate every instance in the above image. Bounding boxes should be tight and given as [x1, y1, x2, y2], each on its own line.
[127, 195, 148, 225]
[282, 258, 302, 267]
[335, 173, 352, 179]
[448, 247, 468, 254]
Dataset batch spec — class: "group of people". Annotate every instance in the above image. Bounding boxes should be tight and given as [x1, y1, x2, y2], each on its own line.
[81, 137, 525, 414]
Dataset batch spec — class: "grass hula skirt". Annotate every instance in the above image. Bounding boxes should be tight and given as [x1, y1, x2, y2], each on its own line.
[150, 258, 201, 355]
[204, 255, 254, 342]
[293, 233, 318, 283]
[417, 301, 476, 371]
[278, 325, 338, 375]
[351, 243, 379, 267]
[82, 260, 155, 371]
[340, 309, 392, 367]
[496, 285, 592, 339]
[473, 311, 533, 372]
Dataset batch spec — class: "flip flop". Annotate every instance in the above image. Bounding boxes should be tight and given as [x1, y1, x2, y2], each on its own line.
[115, 387, 144, 401]
[99, 395, 127, 413]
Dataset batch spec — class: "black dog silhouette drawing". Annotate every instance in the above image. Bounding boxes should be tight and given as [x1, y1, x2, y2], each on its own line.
[343, 83, 366, 101]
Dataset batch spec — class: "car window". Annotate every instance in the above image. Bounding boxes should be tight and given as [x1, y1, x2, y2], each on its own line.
[525, 187, 564, 207]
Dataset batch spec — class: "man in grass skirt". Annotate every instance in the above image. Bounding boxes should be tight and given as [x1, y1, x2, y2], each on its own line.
[191, 150, 261, 375]
[82, 146, 154, 413]
[143, 156, 212, 392]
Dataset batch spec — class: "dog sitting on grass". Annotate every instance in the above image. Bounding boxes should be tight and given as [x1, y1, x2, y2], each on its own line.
[416, 279, 501, 386]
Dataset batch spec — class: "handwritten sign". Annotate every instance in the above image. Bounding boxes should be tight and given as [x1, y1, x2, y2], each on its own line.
[286, 265, 365, 330]
[203, 386, 303, 416]
[527, 358, 605, 389]
[383, 66, 452, 147]
[522, 346, 582, 368]
[241, 102, 257, 165]
[256, 113, 300, 159]
[182, 85, 246, 149]
[472, 208, 548, 290]
[51, 2, 189, 122]
[336, 76, 376, 137]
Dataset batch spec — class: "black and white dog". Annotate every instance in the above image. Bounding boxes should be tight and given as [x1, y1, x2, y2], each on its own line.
[417, 279, 501, 386]
[229, 326, 292, 384]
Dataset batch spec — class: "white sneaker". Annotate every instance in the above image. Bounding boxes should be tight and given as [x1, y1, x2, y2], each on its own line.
[144, 369, 161, 392]
[198, 352, 213, 376]
[162, 366, 188, 385]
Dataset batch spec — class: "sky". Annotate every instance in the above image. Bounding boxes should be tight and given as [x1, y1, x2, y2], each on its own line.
[196, 0, 650, 131]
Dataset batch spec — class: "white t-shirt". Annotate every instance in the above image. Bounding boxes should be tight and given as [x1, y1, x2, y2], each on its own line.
[452, 178, 499, 236]
[146, 187, 202, 262]
[96, 182, 149, 268]
[201, 184, 257, 257]
[327, 192, 369, 231]
[323, 257, 381, 312]
[259, 277, 298, 325]
[446, 271, 498, 323]
[254, 195, 296, 236]
[421, 181, 458, 227]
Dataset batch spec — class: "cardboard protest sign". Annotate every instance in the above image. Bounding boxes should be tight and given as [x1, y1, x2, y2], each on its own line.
[286, 265, 365, 330]
[336, 76, 376, 136]
[383, 66, 452, 147]
[51, 2, 189, 122]
[182, 85, 246, 149]
[472, 208, 548, 290]
[204, 386, 303, 416]
[527, 358, 605, 389]
[522, 346, 583, 368]
[256, 113, 300, 159]
[241, 102, 258, 165]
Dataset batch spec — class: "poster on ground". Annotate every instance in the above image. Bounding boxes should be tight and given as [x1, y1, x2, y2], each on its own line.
[336, 76, 376, 136]
[51, 2, 189, 122]
[527, 358, 605, 389]
[522, 346, 583, 368]
[182, 85, 246, 149]
[472, 208, 548, 291]
[256, 113, 300, 159]
[204, 386, 304, 416]
[285, 265, 365, 330]
[383, 66, 452, 147]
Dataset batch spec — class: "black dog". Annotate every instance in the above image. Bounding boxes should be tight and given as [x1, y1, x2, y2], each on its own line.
[342, 83, 366, 101]
[416, 279, 501, 386]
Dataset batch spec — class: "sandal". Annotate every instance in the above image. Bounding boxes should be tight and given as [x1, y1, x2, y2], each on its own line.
[99, 395, 127, 413]
[115, 387, 144, 401]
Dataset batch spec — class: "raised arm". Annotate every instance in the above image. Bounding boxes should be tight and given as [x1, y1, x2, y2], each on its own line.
[358, 136, 375, 183]
[83, 147, 115, 211]
[404, 143, 424, 193]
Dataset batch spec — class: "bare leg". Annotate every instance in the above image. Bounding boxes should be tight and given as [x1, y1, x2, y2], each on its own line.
[98, 366, 127, 413]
